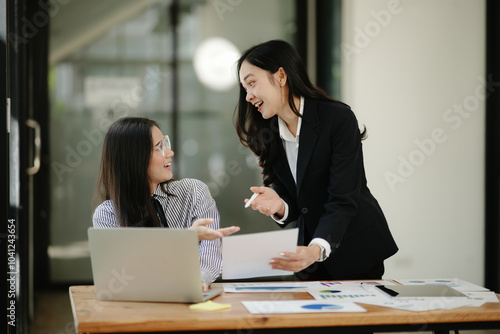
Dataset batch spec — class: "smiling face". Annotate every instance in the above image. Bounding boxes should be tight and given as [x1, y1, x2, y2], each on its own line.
[148, 126, 174, 193]
[239, 60, 289, 119]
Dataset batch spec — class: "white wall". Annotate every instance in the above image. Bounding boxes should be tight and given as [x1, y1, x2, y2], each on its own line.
[341, 0, 486, 285]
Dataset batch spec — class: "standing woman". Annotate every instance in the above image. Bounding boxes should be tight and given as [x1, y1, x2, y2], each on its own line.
[93, 117, 239, 291]
[235, 40, 398, 280]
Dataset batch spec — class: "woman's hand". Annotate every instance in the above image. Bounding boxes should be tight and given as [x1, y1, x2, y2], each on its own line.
[190, 219, 240, 241]
[202, 282, 210, 293]
[245, 186, 286, 218]
[269, 245, 321, 272]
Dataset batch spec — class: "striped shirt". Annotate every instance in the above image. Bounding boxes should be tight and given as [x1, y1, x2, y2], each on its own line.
[92, 178, 222, 285]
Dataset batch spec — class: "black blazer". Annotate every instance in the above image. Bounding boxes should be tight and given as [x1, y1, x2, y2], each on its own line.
[271, 98, 398, 280]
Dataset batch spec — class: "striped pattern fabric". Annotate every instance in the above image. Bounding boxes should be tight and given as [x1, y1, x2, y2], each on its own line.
[92, 178, 223, 285]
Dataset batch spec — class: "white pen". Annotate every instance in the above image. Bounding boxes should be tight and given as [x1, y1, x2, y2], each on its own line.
[244, 192, 259, 208]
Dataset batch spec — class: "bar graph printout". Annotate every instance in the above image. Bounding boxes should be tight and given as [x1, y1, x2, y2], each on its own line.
[307, 285, 391, 304]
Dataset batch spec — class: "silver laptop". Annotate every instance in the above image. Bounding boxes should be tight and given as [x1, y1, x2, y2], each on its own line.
[87, 227, 222, 303]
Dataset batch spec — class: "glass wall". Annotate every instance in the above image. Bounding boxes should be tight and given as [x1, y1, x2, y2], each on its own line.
[48, 0, 296, 282]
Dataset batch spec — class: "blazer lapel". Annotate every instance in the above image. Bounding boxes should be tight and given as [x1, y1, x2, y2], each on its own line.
[296, 99, 319, 195]
[275, 138, 297, 196]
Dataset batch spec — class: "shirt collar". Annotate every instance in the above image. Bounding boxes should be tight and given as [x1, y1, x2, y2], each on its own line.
[153, 184, 168, 198]
[278, 97, 305, 142]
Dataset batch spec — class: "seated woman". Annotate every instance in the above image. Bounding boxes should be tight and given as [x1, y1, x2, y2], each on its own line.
[92, 117, 239, 291]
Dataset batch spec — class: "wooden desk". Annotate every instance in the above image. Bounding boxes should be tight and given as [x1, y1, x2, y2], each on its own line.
[69, 284, 500, 334]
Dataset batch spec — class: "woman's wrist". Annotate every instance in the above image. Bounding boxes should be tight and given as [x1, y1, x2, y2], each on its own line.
[275, 199, 286, 218]
[308, 244, 322, 261]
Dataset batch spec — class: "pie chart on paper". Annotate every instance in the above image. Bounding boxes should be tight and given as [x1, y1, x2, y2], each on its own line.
[301, 304, 344, 310]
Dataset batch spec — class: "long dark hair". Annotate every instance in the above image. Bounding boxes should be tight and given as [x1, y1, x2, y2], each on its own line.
[234, 40, 362, 186]
[95, 117, 164, 227]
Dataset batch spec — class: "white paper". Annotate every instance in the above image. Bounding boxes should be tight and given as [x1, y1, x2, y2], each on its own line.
[223, 281, 322, 293]
[242, 300, 366, 314]
[461, 291, 500, 306]
[361, 298, 459, 312]
[356, 279, 498, 311]
[394, 278, 490, 292]
[307, 285, 392, 303]
[222, 229, 298, 279]
[319, 280, 390, 287]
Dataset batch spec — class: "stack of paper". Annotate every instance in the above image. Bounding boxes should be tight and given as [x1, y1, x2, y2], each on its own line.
[224, 281, 389, 314]
[353, 278, 498, 311]
[224, 278, 498, 314]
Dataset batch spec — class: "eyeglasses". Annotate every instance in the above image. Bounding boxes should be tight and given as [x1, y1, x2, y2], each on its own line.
[153, 135, 171, 158]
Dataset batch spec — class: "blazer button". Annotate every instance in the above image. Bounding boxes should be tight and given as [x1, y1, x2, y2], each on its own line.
[301, 208, 308, 214]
